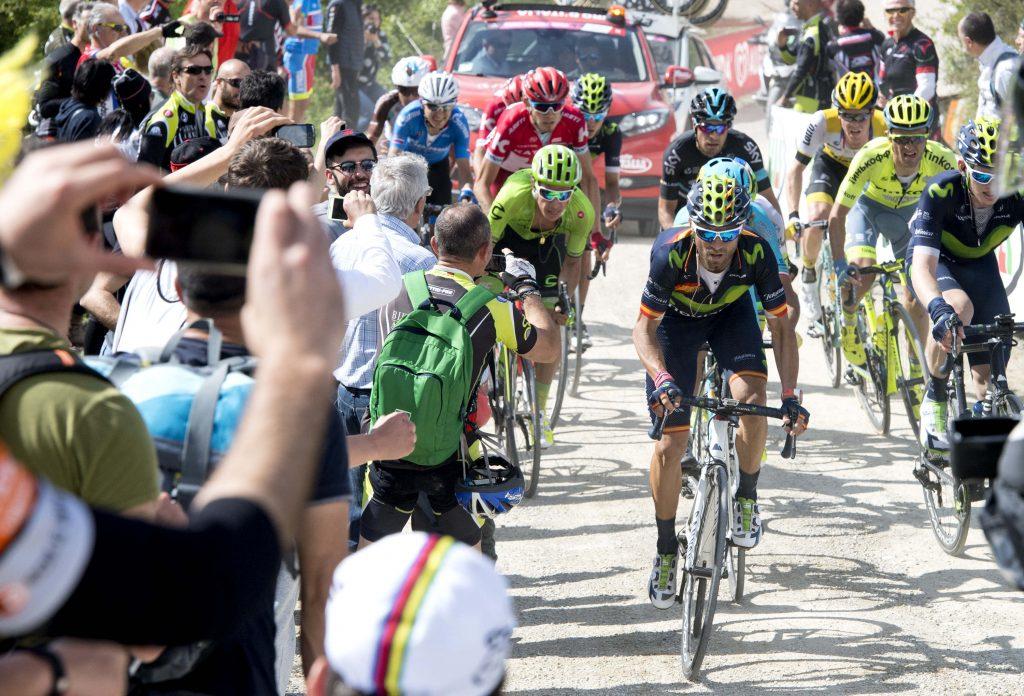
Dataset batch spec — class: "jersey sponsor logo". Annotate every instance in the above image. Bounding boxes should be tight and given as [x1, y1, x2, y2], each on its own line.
[741, 244, 765, 265]
[928, 182, 954, 199]
[668, 248, 687, 270]
[620, 154, 653, 174]
[763, 286, 785, 303]
[743, 140, 761, 163]
[544, 274, 559, 287]
[577, 210, 585, 219]
[734, 352, 756, 362]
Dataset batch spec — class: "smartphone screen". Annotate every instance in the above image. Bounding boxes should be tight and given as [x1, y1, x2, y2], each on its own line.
[273, 124, 315, 149]
[146, 185, 263, 273]
[328, 195, 347, 222]
[485, 254, 506, 274]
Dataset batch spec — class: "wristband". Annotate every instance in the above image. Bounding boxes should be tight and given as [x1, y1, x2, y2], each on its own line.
[782, 388, 796, 400]
[927, 297, 954, 323]
[24, 645, 69, 695]
[653, 370, 672, 388]
[787, 211, 799, 220]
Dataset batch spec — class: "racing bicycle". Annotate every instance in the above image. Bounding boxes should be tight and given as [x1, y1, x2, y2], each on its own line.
[807, 220, 845, 389]
[548, 281, 583, 428]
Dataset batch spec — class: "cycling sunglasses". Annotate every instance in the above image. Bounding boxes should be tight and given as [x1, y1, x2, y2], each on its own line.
[529, 101, 564, 114]
[967, 166, 995, 185]
[422, 101, 454, 112]
[180, 65, 214, 75]
[330, 159, 377, 175]
[534, 184, 573, 202]
[890, 134, 926, 147]
[693, 222, 743, 243]
[218, 77, 243, 88]
[838, 110, 871, 122]
[696, 122, 730, 135]
[884, 7, 912, 14]
[583, 110, 608, 122]
[99, 22, 129, 33]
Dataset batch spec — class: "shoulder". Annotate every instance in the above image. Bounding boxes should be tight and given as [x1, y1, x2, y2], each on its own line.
[396, 100, 423, 120]
[924, 140, 957, 167]
[922, 169, 962, 199]
[652, 226, 693, 258]
[567, 191, 595, 226]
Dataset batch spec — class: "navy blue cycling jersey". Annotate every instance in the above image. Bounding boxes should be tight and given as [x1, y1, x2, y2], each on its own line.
[660, 129, 770, 208]
[391, 100, 471, 165]
[909, 170, 1024, 261]
[641, 227, 787, 321]
[588, 121, 622, 172]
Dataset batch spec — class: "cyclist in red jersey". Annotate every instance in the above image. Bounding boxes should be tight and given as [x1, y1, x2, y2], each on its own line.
[474, 67, 599, 218]
[472, 72, 528, 174]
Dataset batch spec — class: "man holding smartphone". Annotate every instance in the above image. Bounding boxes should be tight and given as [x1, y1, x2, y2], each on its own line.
[314, 129, 377, 241]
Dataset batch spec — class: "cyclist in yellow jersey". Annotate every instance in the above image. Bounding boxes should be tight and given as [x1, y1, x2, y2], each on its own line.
[827, 94, 957, 368]
[785, 72, 886, 329]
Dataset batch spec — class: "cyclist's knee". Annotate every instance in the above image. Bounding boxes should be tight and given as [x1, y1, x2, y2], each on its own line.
[945, 291, 974, 324]
[654, 430, 690, 461]
[807, 201, 831, 222]
[727, 373, 767, 405]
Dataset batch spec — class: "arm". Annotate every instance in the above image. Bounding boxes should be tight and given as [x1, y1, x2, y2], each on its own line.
[80, 272, 127, 330]
[328, 199, 402, 322]
[474, 157, 500, 211]
[296, 501, 348, 674]
[519, 293, 559, 363]
[658, 197, 677, 230]
[94, 24, 163, 63]
[560, 254, 583, 299]
[633, 313, 669, 379]
[780, 34, 815, 102]
[785, 160, 807, 218]
[577, 151, 601, 230]
[912, 38, 939, 101]
[455, 157, 473, 188]
[345, 411, 416, 465]
[827, 202, 850, 272]
[767, 311, 799, 394]
[911, 250, 941, 307]
[366, 90, 400, 141]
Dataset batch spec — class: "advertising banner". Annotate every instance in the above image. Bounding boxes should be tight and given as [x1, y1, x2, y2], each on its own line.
[705, 26, 766, 98]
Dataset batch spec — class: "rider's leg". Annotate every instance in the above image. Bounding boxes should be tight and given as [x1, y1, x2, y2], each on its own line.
[840, 198, 881, 366]
[956, 253, 1013, 402]
[649, 430, 690, 533]
[730, 374, 769, 479]
[800, 199, 832, 274]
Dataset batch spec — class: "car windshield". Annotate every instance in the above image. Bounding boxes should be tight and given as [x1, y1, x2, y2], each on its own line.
[646, 34, 676, 77]
[453, 21, 648, 82]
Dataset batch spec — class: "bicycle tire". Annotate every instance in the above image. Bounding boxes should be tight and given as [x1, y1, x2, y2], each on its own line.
[890, 303, 926, 439]
[548, 321, 570, 429]
[918, 454, 971, 556]
[681, 0, 711, 18]
[726, 544, 745, 603]
[504, 353, 543, 498]
[994, 392, 1023, 417]
[680, 464, 727, 681]
[570, 284, 584, 397]
[817, 263, 843, 389]
[687, 0, 730, 26]
[852, 311, 890, 434]
[522, 360, 543, 498]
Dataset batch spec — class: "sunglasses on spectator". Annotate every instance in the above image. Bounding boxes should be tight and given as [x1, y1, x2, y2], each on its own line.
[884, 7, 913, 14]
[838, 110, 871, 122]
[890, 134, 926, 147]
[529, 101, 564, 114]
[966, 166, 995, 185]
[696, 122, 730, 135]
[422, 102, 454, 112]
[330, 159, 377, 175]
[583, 111, 608, 122]
[180, 65, 214, 75]
[99, 22, 129, 32]
[534, 184, 573, 202]
[218, 77, 243, 88]
[693, 223, 743, 243]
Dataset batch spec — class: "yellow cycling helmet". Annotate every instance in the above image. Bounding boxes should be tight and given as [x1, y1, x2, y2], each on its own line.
[884, 94, 932, 132]
[957, 116, 1000, 168]
[833, 71, 877, 111]
[532, 144, 582, 188]
[686, 171, 751, 227]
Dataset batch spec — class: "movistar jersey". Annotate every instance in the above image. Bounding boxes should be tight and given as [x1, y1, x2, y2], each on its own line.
[795, 107, 888, 167]
[588, 121, 622, 172]
[641, 227, 787, 320]
[488, 168, 595, 258]
[836, 136, 956, 209]
[391, 100, 470, 165]
[909, 170, 1024, 261]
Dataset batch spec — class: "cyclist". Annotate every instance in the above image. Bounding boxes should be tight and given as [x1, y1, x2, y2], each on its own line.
[571, 72, 621, 348]
[658, 87, 780, 231]
[474, 66, 600, 221]
[473, 72, 528, 174]
[635, 168, 808, 609]
[829, 94, 956, 371]
[909, 117, 1024, 452]
[389, 70, 473, 208]
[366, 55, 430, 149]
[488, 145, 595, 447]
[785, 71, 887, 327]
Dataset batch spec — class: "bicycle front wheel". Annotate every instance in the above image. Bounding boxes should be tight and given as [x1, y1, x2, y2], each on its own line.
[917, 454, 971, 556]
[548, 321, 570, 429]
[852, 313, 890, 434]
[891, 303, 926, 439]
[505, 355, 542, 498]
[570, 284, 584, 397]
[994, 392, 1024, 417]
[680, 464, 727, 681]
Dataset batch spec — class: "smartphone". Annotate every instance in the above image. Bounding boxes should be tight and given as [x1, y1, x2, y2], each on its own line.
[485, 254, 506, 274]
[273, 123, 315, 149]
[215, 12, 240, 22]
[146, 185, 263, 273]
[328, 194, 347, 222]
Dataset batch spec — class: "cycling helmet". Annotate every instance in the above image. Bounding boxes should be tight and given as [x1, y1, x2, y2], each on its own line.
[686, 171, 751, 228]
[532, 144, 582, 188]
[884, 94, 932, 132]
[702, 156, 757, 200]
[690, 87, 737, 123]
[570, 73, 613, 115]
[957, 117, 1000, 169]
[832, 71, 877, 110]
[524, 66, 569, 103]
[418, 70, 460, 106]
[499, 72, 528, 106]
[455, 453, 524, 518]
[391, 56, 430, 88]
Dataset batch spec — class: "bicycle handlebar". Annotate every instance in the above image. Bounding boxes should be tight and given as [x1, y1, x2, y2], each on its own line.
[846, 261, 904, 277]
[648, 395, 798, 458]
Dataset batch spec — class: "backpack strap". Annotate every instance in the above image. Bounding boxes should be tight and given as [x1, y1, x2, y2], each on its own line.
[159, 318, 224, 366]
[402, 271, 432, 310]
[176, 361, 230, 505]
[452, 285, 496, 326]
[0, 349, 107, 402]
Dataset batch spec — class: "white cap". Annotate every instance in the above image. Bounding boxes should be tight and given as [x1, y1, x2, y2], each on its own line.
[883, 0, 914, 9]
[391, 57, 431, 88]
[324, 532, 516, 696]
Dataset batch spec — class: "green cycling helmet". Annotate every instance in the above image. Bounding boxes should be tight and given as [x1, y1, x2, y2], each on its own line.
[532, 144, 582, 188]
[570, 73, 613, 115]
[957, 116, 1000, 169]
[884, 94, 932, 132]
[687, 171, 751, 227]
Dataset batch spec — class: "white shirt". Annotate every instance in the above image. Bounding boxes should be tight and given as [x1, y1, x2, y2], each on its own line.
[328, 213, 403, 324]
[976, 37, 1017, 119]
[119, 0, 143, 33]
[111, 262, 188, 354]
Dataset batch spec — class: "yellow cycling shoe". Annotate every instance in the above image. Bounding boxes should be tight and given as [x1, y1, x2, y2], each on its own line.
[841, 324, 866, 367]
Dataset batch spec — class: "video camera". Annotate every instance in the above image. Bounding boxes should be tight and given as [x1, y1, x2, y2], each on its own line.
[950, 416, 1019, 482]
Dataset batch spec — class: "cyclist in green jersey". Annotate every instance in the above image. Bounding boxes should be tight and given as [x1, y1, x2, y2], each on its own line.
[828, 94, 957, 368]
[488, 144, 595, 447]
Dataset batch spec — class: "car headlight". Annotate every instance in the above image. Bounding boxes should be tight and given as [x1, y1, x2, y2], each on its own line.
[460, 104, 483, 131]
[618, 108, 670, 137]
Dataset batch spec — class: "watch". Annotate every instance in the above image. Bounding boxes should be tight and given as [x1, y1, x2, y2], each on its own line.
[24, 645, 69, 696]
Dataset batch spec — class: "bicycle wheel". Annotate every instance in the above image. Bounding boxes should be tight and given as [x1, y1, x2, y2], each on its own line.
[916, 453, 971, 556]
[852, 312, 890, 434]
[570, 284, 584, 397]
[648, 0, 702, 14]
[891, 303, 926, 439]
[511, 358, 542, 498]
[725, 544, 745, 603]
[548, 321, 570, 429]
[680, 464, 727, 681]
[994, 393, 1024, 417]
[687, 0, 730, 26]
[817, 265, 843, 389]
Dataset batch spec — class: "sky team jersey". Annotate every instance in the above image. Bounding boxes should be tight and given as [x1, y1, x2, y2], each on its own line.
[488, 168, 594, 258]
[484, 102, 589, 182]
[476, 97, 508, 149]
[795, 108, 888, 166]
[641, 228, 787, 320]
[588, 121, 622, 172]
[836, 136, 956, 209]
[660, 129, 770, 206]
[909, 170, 1024, 261]
[282, 0, 321, 54]
[391, 101, 470, 165]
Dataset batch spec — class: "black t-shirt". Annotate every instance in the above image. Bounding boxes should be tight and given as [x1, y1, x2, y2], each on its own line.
[36, 44, 82, 108]
[238, 0, 291, 43]
[879, 27, 939, 101]
[660, 129, 770, 210]
[827, 26, 884, 78]
[588, 121, 622, 171]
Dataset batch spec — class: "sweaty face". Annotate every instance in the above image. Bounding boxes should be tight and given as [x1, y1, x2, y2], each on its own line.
[174, 55, 213, 104]
[694, 233, 738, 274]
[327, 144, 375, 195]
[694, 124, 728, 157]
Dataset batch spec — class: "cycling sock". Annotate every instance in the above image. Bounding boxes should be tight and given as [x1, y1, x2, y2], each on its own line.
[536, 381, 551, 414]
[737, 469, 760, 501]
[656, 517, 678, 555]
[801, 255, 816, 272]
[926, 374, 948, 402]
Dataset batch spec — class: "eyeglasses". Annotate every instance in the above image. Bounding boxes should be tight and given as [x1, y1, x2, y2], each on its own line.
[218, 77, 243, 88]
[330, 159, 377, 175]
[884, 7, 913, 14]
[180, 65, 214, 75]
[422, 101, 454, 112]
[582, 110, 608, 122]
[890, 134, 926, 147]
[966, 166, 995, 185]
[534, 184, 573, 202]
[99, 22, 129, 33]
[838, 110, 871, 122]
[696, 122, 730, 135]
[692, 222, 743, 243]
[529, 101, 564, 114]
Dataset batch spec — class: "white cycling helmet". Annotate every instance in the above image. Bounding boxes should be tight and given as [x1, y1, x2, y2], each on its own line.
[418, 70, 460, 106]
[391, 56, 430, 88]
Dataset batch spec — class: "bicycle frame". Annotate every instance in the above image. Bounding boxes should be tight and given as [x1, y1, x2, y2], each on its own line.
[851, 263, 913, 397]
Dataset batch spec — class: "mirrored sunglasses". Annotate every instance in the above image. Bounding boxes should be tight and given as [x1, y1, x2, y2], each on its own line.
[583, 110, 608, 122]
[967, 167, 995, 185]
[331, 159, 377, 175]
[697, 122, 730, 135]
[423, 101, 454, 112]
[692, 223, 742, 243]
[529, 101, 564, 114]
[534, 185, 573, 202]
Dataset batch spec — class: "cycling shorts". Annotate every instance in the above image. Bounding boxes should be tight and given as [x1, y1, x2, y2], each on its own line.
[427, 158, 453, 207]
[805, 154, 848, 206]
[283, 51, 316, 100]
[495, 230, 567, 308]
[645, 298, 767, 433]
[844, 196, 915, 262]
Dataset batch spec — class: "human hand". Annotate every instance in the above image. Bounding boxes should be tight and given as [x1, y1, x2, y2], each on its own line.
[928, 298, 960, 352]
[499, 251, 539, 296]
[648, 372, 682, 415]
[781, 395, 809, 436]
[602, 203, 621, 230]
[320, 32, 338, 45]
[590, 231, 612, 262]
[226, 107, 292, 151]
[49, 639, 130, 696]
[0, 143, 161, 284]
[153, 492, 188, 527]
[368, 411, 417, 460]
[319, 116, 346, 143]
[343, 190, 376, 225]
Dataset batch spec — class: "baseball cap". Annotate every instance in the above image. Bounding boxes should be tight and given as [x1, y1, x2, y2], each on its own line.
[170, 136, 223, 172]
[324, 129, 378, 161]
[0, 449, 95, 637]
[324, 533, 516, 696]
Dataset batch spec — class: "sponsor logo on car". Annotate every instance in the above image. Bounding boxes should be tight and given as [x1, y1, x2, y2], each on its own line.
[620, 154, 653, 173]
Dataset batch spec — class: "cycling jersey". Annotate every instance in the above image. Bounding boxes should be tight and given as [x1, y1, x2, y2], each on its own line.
[879, 28, 939, 102]
[282, 0, 322, 55]
[641, 227, 787, 321]
[483, 102, 589, 189]
[909, 170, 1024, 261]
[827, 26, 884, 79]
[137, 92, 219, 171]
[779, 12, 836, 112]
[674, 196, 789, 276]
[488, 168, 594, 259]
[476, 97, 507, 148]
[391, 101, 470, 165]
[588, 120, 622, 173]
[660, 130, 771, 210]
[795, 108, 888, 167]
[836, 136, 956, 210]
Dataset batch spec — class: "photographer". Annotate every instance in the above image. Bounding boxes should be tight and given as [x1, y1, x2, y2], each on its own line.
[356, 5, 390, 130]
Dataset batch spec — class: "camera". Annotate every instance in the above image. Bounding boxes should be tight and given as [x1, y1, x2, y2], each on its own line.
[365, 23, 379, 34]
[950, 416, 1018, 481]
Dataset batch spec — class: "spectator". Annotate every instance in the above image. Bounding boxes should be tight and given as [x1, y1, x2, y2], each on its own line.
[305, 532, 515, 696]
[878, 0, 939, 117]
[958, 12, 1018, 119]
[472, 32, 512, 75]
[119, 0, 149, 33]
[148, 45, 176, 101]
[45, 0, 80, 54]
[235, 0, 336, 72]
[282, 0, 329, 122]
[209, 58, 252, 137]
[827, 0, 884, 80]
[325, 0, 365, 127]
[166, 0, 227, 66]
[183, 20, 223, 54]
[330, 153, 436, 548]
[54, 58, 115, 142]
[356, 4, 391, 130]
[137, 46, 217, 170]
[239, 68, 287, 112]
[314, 128, 376, 240]
[36, 1, 94, 118]
[82, 3, 180, 71]
[441, 0, 467, 58]
[775, 0, 835, 113]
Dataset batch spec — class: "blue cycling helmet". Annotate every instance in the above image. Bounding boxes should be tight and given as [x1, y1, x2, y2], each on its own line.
[690, 87, 737, 123]
[702, 156, 757, 200]
[455, 453, 524, 518]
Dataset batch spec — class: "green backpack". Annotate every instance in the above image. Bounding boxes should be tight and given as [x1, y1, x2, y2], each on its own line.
[370, 271, 495, 466]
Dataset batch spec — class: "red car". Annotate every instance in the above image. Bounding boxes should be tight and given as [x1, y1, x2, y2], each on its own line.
[445, 2, 700, 235]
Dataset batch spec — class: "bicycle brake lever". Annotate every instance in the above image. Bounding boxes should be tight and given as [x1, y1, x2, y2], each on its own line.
[649, 411, 668, 441]
[781, 433, 797, 459]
